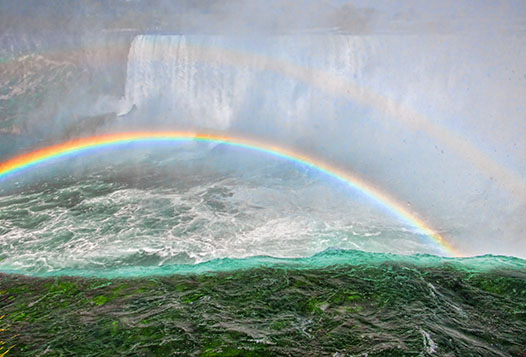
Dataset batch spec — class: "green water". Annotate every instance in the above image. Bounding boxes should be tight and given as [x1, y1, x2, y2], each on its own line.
[1, 257, 525, 356]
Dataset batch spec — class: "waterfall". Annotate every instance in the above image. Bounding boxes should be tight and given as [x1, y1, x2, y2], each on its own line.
[123, 34, 376, 132]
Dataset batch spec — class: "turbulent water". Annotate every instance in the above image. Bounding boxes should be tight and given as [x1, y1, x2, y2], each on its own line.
[0, 143, 450, 277]
[2, 145, 525, 354]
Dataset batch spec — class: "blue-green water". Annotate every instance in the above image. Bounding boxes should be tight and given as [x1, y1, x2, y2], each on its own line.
[2, 248, 526, 279]
[1, 255, 526, 356]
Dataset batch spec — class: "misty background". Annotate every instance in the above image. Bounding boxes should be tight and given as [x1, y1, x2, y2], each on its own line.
[0, 0, 525, 257]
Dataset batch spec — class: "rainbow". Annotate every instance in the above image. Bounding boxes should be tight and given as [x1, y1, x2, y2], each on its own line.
[0, 131, 460, 257]
[126, 36, 526, 198]
[3, 37, 523, 198]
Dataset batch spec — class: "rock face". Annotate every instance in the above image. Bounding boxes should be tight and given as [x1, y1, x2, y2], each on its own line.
[0, 30, 132, 146]
[0, 52, 82, 135]
[0, 0, 142, 141]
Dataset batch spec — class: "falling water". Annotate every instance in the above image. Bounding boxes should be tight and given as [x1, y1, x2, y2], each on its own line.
[123, 34, 375, 133]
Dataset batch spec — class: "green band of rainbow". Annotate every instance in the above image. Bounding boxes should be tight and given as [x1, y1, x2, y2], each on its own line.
[0, 131, 460, 257]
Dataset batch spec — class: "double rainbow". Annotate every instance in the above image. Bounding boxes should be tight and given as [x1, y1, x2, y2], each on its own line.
[0, 131, 460, 257]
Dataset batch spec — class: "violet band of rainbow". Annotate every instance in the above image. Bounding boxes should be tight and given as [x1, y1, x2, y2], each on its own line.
[0, 131, 461, 257]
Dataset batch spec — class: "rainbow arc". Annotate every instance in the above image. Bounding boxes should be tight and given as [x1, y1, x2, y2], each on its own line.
[0, 131, 461, 257]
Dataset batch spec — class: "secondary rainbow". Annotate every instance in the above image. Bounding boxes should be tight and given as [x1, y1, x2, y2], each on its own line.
[0, 131, 460, 257]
